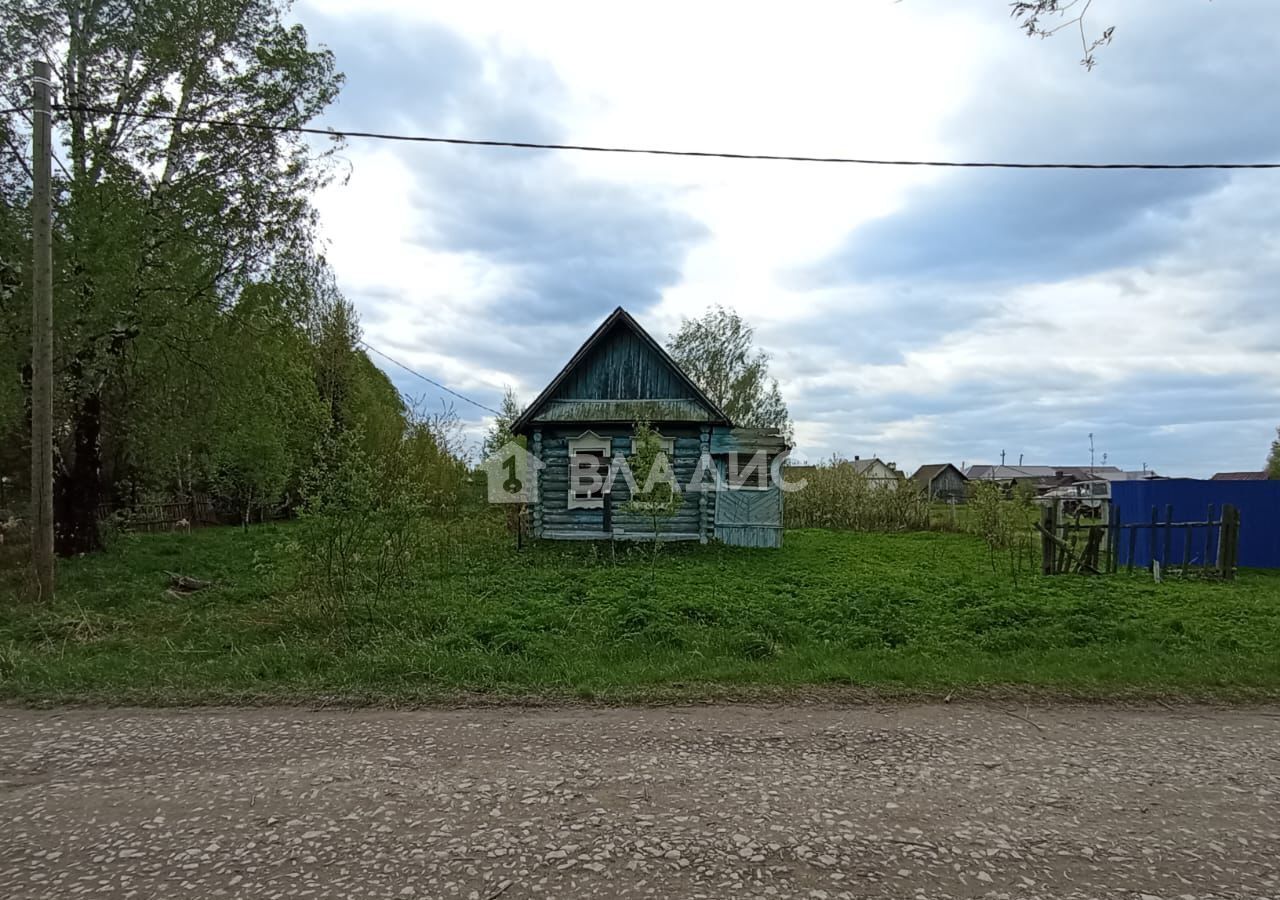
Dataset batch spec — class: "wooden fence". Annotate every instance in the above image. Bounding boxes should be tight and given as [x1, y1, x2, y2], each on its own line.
[96, 495, 221, 533]
[1039, 501, 1240, 579]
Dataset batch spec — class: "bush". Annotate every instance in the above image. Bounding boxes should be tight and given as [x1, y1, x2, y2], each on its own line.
[966, 480, 1039, 581]
[284, 408, 476, 619]
[785, 458, 929, 532]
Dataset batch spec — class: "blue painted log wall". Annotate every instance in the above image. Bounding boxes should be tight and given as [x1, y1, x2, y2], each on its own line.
[536, 425, 712, 541]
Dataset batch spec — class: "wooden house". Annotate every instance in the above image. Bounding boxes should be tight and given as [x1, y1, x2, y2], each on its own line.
[851, 457, 902, 490]
[910, 463, 967, 501]
[511, 307, 788, 547]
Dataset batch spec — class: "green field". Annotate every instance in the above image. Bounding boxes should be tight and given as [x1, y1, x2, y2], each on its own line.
[2, 521, 1279, 704]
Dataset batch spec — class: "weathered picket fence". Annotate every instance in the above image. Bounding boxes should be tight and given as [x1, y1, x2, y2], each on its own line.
[1038, 501, 1240, 579]
[96, 495, 221, 533]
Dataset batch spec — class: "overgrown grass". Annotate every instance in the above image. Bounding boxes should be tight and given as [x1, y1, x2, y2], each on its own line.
[2, 519, 1279, 704]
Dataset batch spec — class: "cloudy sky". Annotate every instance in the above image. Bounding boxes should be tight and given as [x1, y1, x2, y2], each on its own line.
[298, 0, 1280, 476]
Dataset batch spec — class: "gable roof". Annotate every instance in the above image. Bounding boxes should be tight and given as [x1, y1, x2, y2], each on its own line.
[1211, 470, 1269, 481]
[850, 457, 898, 477]
[910, 463, 966, 486]
[511, 307, 731, 434]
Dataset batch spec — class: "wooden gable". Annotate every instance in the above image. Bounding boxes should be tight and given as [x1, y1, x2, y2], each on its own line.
[512, 308, 730, 433]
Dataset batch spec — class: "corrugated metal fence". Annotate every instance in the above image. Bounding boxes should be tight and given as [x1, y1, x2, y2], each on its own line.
[1111, 479, 1280, 569]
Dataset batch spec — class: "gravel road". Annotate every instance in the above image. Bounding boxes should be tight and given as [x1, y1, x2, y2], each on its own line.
[1, 704, 1277, 899]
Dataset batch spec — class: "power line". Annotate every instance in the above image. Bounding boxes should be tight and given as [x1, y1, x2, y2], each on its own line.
[26, 103, 1280, 171]
[359, 340, 502, 416]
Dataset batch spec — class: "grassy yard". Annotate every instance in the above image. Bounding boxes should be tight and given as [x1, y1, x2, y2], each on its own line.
[2, 520, 1279, 704]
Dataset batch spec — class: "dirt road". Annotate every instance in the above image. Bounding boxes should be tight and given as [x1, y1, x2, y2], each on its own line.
[1, 704, 1277, 898]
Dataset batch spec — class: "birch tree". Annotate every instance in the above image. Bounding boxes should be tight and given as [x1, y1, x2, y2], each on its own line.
[668, 306, 792, 439]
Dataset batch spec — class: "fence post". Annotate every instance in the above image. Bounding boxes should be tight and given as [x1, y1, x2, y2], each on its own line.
[1219, 504, 1240, 581]
[1204, 503, 1215, 573]
[1126, 511, 1136, 574]
[1107, 503, 1120, 573]
[1040, 503, 1056, 575]
[1149, 506, 1158, 571]
[1216, 504, 1235, 579]
[1181, 520, 1193, 576]
[1230, 505, 1241, 578]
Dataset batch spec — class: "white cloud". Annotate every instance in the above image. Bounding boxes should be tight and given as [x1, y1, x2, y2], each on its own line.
[298, 0, 1280, 476]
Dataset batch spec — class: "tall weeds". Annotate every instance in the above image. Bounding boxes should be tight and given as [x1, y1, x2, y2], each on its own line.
[785, 459, 929, 532]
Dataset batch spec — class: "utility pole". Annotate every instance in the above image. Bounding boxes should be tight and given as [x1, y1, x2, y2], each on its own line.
[30, 60, 54, 600]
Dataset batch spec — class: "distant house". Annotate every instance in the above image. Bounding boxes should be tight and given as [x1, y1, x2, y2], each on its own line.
[964, 464, 1123, 495]
[910, 463, 967, 501]
[1211, 471, 1269, 481]
[850, 457, 901, 490]
[1093, 470, 1163, 482]
[510, 307, 788, 547]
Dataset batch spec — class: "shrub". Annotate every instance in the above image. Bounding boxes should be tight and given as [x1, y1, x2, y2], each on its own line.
[785, 457, 929, 532]
[966, 480, 1039, 581]
[624, 420, 684, 573]
[284, 408, 476, 619]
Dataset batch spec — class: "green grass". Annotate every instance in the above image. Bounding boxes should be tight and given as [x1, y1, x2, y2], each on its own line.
[927, 500, 1044, 533]
[2, 520, 1279, 705]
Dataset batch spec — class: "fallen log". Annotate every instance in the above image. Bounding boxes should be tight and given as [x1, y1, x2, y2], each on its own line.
[164, 571, 213, 593]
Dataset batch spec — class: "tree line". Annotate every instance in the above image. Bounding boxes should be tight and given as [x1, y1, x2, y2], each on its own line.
[0, 2, 796, 566]
[0, 0, 429, 556]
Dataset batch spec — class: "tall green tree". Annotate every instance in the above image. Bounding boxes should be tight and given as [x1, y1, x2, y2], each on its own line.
[0, 0, 343, 552]
[668, 306, 792, 439]
[207, 282, 328, 527]
[482, 387, 523, 458]
[1267, 428, 1280, 479]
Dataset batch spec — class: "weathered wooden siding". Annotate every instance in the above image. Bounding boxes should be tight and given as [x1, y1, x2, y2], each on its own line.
[930, 468, 968, 501]
[549, 327, 694, 403]
[532, 398, 716, 424]
[708, 427, 789, 455]
[531, 424, 786, 545]
[713, 459, 784, 548]
[537, 426, 706, 540]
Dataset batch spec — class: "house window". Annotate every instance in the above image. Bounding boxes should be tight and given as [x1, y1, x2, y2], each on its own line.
[568, 432, 611, 509]
[728, 451, 773, 491]
[629, 433, 675, 458]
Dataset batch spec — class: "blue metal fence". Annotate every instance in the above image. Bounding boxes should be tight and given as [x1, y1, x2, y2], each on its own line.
[1111, 479, 1280, 569]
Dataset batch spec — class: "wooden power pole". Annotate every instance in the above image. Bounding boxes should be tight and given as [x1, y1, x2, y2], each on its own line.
[30, 60, 54, 599]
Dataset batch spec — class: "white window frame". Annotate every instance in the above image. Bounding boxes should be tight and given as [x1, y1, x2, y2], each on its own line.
[727, 451, 773, 491]
[629, 433, 675, 457]
[567, 431, 612, 510]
